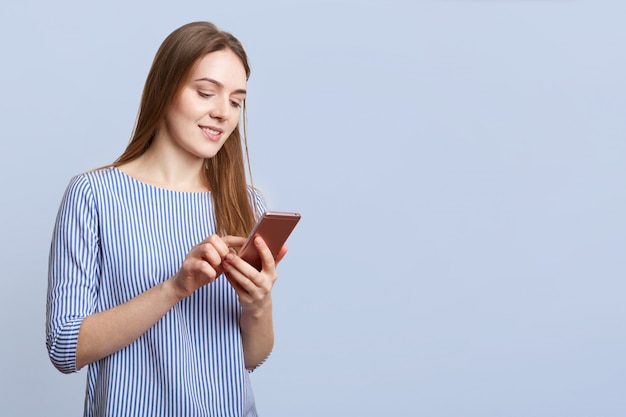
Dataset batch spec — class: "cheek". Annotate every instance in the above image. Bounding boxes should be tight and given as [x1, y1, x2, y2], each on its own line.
[170, 91, 199, 121]
[229, 112, 241, 131]
[226, 121, 240, 139]
[163, 102, 183, 125]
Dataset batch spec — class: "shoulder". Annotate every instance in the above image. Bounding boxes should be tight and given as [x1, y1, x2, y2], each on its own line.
[66, 166, 116, 188]
[248, 186, 268, 216]
[59, 166, 120, 209]
[65, 166, 127, 196]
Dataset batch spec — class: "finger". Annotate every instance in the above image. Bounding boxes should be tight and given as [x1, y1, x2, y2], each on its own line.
[255, 237, 276, 271]
[223, 268, 248, 295]
[224, 252, 260, 285]
[221, 235, 246, 250]
[198, 242, 223, 267]
[181, 258, 219, 284]
[223, 258, 274, 310]
[195, 258, 220, 281]
[205, 234, 231, 258]
[225, 240, 277, 291]
[223, 258, 259, 299]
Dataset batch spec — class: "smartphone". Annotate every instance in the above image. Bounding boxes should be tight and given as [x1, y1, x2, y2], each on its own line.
[238, 211, 301, 270]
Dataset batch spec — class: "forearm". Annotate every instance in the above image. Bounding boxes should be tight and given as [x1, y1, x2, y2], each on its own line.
[76, 279, 181, 369]
[240, 299, 275, 370]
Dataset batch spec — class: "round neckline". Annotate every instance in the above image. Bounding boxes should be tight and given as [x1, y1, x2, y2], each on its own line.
[111, 166, 211, 195]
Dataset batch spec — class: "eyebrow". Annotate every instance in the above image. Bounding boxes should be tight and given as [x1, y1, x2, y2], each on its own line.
[194, 77, 247, 95]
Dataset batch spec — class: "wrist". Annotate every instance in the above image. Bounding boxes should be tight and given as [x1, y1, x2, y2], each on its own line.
[241, 298, 273, 319]
[161, 278, 185, 305]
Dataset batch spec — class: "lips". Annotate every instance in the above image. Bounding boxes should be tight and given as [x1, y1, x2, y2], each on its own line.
[200, 125, 223, 142]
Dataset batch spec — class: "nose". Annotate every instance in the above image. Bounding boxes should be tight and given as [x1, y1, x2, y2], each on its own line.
[209, 97, 230, 121]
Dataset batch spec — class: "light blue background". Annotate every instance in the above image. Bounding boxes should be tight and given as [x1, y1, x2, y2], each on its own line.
[1, 0, 625, 415]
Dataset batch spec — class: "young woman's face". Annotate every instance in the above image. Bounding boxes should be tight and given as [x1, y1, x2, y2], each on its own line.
[160, 49, 247, 160]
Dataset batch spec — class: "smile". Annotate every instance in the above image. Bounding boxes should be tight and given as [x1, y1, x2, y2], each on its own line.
[200, 126, 223, 141]
[201, 127, 220, 135]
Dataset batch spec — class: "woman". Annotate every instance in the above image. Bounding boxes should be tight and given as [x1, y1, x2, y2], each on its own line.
[46, 21, 285, 417]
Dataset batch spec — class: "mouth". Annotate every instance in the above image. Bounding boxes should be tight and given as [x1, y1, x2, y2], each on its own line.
[199, 125, 223, 141]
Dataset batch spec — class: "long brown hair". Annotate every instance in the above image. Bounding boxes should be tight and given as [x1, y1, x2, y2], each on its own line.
[113, 21, 257, 237]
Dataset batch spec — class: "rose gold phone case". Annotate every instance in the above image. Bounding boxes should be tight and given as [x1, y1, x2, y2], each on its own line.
[238, 211, 301, 270]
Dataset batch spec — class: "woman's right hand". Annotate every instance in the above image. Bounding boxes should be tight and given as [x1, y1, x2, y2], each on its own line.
[168, 234, 246, 300]
[75, 234, 244, 369]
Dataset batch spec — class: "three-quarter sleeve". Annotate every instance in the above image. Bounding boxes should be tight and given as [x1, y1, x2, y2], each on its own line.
[46, 175, 101, 373]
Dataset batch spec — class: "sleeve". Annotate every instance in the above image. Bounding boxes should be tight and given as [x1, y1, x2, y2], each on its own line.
[248, 186, 267, 218]
[46, 174, 101, 374]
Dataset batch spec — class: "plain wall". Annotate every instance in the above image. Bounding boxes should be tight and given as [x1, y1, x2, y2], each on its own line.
[1, 0, 625, 415]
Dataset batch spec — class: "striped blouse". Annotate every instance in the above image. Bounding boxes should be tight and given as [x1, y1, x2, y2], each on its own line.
[46, 167, 266, 417]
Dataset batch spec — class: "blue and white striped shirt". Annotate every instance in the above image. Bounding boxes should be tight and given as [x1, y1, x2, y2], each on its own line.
[46, 167, 266, 417]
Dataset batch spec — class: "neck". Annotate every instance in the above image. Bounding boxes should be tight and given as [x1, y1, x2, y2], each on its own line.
[118, 140, 209, 192]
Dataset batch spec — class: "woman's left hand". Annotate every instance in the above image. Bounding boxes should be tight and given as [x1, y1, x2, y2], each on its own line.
[222, 236, 288, 312]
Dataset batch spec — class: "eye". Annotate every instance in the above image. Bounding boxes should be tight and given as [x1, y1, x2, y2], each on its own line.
[198, 91, 214, 99]
[230, 100, 242, 108]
